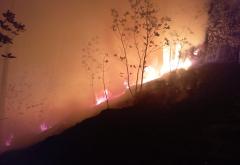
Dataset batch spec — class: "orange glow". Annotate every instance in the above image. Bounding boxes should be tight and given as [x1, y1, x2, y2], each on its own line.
[95, 42, 193, 106]
[40, 122, 50, 132]
[5, 134, 14, 147]
[143, 66, 159, 83]
[142, 43, 192, 84]
[160, 43, 192, 76]
[95, 89, 110, 105]
[193, 48, 200, 56]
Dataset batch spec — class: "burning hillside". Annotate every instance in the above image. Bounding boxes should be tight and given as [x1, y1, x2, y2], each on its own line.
[1, 63, 240, 165]
[95, 41, 195, 107]
[0, 0, 240, 161]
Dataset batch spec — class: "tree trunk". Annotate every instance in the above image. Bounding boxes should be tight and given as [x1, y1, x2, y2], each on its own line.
[102, 57, 109, 109]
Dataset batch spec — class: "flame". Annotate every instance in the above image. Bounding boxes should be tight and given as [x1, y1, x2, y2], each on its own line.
[95, 89, 110, 105]
[95, 43, 193, 106]
[142, 43, 192, 84]
[143, 66, 159, 83]
[5, 134, 14, 147]
[160, 43, 192, 76]
[193, 48, 200, 56]
[124, 80, 129, 89]
[40, 122, 49, 132]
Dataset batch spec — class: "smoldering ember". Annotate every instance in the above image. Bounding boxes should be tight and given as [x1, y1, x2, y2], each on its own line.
[0, 0, 240, 164]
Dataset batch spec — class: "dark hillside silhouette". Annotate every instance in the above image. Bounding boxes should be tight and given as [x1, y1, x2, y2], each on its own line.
[0, 63, 240, 165]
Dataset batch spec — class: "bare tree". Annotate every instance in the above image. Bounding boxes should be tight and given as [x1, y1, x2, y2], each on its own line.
[111, 8, 134, 97]
[0, 10, 25, 119]
[168, 30, 193, 69]
[81, 37, 110, 109]
[81, 38, 98, 104]
[111, 0, 171, 96]
[102, 53, 110, 109]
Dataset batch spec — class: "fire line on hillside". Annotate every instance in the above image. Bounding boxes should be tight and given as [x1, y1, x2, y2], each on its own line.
[95, 43, 194, 105]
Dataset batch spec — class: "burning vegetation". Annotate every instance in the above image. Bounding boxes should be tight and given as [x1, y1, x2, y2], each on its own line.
[80, 0, 240, 109]
[0, 0, 240, 160]
[80, 0, 202, 108]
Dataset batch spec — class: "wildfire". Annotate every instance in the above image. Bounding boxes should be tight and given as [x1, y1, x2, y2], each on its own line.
[144, 43, 192, 83]
[143, 66, 159, 83]
[5, 134, 14, 147]
[95, 42, 193, 106]
[95, 89, 111, 105]
[124, 80, 129, 89]
[160, 43, 192, 76]
[40, 122, 50, 132]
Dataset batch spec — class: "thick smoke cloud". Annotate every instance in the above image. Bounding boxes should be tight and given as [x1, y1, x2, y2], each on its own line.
[0, 0, 208, 153]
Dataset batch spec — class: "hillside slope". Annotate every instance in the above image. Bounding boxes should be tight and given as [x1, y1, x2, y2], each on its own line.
[1, 64, 240, 165]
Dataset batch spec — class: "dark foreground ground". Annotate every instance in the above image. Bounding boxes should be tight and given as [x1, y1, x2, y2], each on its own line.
[1, 63, 240, 165]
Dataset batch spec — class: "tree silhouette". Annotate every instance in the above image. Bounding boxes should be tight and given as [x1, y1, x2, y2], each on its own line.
[81, 37, 110, 109]
[111, 0, 171, 96]
[206, 0, 240, 62]
[167, 29, 193, 70]
[0, 10, 25, 119]
[0, 10, 25, 50]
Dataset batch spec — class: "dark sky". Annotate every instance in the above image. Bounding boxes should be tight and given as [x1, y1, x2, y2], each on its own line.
[0, 0, 208, 153]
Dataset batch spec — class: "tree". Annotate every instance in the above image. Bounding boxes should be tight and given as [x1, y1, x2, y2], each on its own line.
[81, 37, 110, 109]
[101, 53, 110, 109]
[206, 0, 240, 63]
[0, 10, 25, 49]
[166, 29, 193, 71]
[111, 0, 171, 96]
[0, 10, 25, 119]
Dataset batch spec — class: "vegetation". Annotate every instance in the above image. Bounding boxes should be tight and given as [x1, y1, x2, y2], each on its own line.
[206, 0, 240, 63]
[2, 63, 240, 164]
[81, 37, 110, 109]
[0, 10, 25, 55]
[81, 0, 198, 105]
[0, 10, 25, 119]
[111, 0, 171, 96]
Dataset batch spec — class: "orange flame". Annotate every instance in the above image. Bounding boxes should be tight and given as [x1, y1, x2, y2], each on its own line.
[160, 43, 192, 76]
[95, 89, 110, 105]
[143, 43, 192, 84]
[95, 43, 192, 106]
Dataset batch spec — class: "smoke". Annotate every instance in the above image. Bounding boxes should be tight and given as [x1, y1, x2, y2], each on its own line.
[0, 0, 209, 153]
[0, 59, 9, 118]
